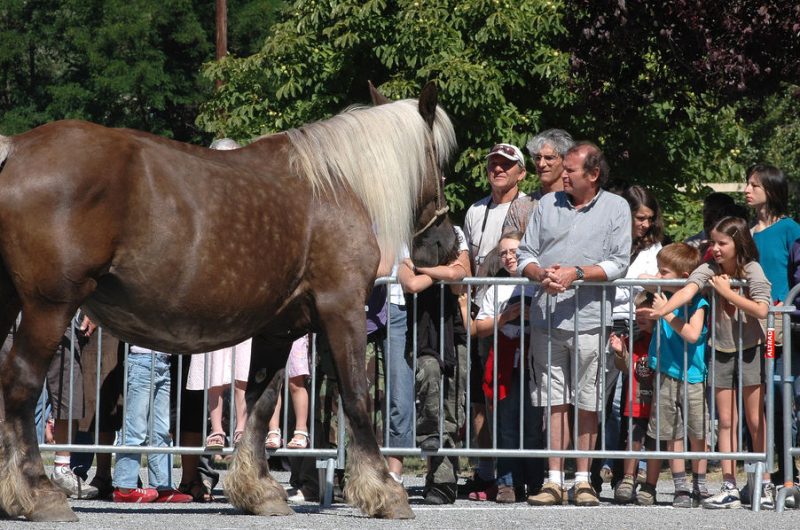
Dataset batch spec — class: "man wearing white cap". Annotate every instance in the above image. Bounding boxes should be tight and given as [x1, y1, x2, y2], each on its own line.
[464, 143, 527, 272]
[460, 143, 526, 500]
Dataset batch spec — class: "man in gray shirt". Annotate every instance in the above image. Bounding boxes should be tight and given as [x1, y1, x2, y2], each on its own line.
[518, 142, 631, 507]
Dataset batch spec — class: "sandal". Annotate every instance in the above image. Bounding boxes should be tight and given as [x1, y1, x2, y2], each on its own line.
[178, 478, 213, 503]
[287, 430, 309, 449]
[265, 429, 282, 450]
[204, 432, 226, 451]
[232, 430, 245, 449]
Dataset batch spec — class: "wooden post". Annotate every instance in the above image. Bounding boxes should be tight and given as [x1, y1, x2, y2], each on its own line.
[215, 0, 228, 88]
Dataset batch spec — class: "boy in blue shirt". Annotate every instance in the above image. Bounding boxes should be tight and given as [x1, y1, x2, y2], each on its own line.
[638, 243, 710, 508]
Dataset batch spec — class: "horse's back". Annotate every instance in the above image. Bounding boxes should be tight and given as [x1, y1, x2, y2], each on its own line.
[0, 120, 323, 351]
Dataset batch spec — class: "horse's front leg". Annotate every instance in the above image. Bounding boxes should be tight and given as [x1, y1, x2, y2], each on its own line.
[225, 343, 292, 516]
[0, 306, 76, 522]
[319, 305, 414, 519]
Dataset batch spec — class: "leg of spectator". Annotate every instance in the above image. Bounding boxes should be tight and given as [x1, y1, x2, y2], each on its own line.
[576, 409, 598, 474]
[147, 355, 172, 492]
[385, 303, 411, 479]
[288, 376, 308, 436]
[113, 354, 152, 495]
[549, 404, 570, 474]
[742, 384, 770, 481]
[716, 388, 738, 482]
[233, 380, 248, 434]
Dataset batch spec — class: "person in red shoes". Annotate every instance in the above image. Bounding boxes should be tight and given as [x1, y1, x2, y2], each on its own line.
[111, 345, 192, 503]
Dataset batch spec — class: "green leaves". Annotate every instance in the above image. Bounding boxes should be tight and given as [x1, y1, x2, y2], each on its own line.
[198, 0, 569, 218]
[0, 0, 215, 141]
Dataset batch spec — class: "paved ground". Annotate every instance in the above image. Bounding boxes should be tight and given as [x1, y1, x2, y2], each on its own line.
[2, 468, 800, 529]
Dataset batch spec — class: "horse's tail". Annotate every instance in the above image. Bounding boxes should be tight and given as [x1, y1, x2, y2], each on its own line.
[0, 135, 11, 172]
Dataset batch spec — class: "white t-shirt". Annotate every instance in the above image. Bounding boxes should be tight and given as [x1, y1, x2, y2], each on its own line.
[476, 283, 535, 339]
[463, 194, 525, 272]
[389, 245, 410, 306]
[454, 225, 469, 253]
[612, 243, 661, 320]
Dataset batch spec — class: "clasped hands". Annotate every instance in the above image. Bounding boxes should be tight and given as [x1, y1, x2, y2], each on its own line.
[537, 264, 577, 295]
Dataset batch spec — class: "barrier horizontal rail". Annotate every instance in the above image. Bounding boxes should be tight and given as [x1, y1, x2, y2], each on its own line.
[15, 275, 789, 511]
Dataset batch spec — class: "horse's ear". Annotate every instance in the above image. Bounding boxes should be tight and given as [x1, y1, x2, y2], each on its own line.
[368, 80, 391, 106]
[418, 81, 438, 129]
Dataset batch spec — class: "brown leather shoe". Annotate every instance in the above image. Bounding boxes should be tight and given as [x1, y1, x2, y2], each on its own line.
[496, 484, 516, 503]
[527, 481, 566, 506]
[574, 481, 600, 506]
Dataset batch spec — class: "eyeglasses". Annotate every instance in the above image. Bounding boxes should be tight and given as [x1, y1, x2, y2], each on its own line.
[499, 248, 517, 258]
[533, 154, 560, 164]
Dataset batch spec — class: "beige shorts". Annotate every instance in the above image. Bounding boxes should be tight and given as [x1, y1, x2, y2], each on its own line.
[529, 327, 610, 412]
[647, 375, 709, 441]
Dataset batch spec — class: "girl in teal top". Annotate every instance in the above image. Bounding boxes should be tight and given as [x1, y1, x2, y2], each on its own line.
[745, 163, 800, 303]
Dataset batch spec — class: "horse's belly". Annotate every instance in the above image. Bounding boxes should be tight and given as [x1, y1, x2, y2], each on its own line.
[82, 276, 286, 354]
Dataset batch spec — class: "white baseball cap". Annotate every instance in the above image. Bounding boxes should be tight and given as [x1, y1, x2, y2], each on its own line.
[486, 143, 525, 166]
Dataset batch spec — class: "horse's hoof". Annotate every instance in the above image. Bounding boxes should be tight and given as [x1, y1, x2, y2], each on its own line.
[381, 502, 415, 520]
[253, 500, 294, 516]
[26, 497, 77, 522]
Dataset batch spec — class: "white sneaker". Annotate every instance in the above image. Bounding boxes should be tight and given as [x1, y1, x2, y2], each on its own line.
[50, 465, 99, 499]
[285, 487, 306, 502]
[760, 483, 776, 509]
[785, 491, 796, 508]
[702, 484, 740, 510]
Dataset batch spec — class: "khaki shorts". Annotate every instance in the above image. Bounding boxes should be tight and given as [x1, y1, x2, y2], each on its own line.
[529, 327, 609, 412]
[712, 346, 763, 389]
[647, 375, 708, 441]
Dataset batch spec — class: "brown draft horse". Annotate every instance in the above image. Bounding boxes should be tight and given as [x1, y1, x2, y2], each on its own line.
[0, 82, 456, 521]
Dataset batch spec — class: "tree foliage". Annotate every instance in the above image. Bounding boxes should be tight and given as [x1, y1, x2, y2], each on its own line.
[0, 0, 217, 141]
[197, 0, 571, 212]
[2, 0, 797, 239]
[198, 0, 797, 236]
[568, 1, 800, 100]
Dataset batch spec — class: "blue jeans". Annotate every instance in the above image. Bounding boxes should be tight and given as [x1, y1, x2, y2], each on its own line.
[496, 371, 544, 488]
[113, 352, 172, 490]
[601, 375, 622, 468]
[385, 303, 413, 448]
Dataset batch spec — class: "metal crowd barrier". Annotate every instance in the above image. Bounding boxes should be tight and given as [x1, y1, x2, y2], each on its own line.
[23, 276, 789, 510]
[775, 283, 800, 512]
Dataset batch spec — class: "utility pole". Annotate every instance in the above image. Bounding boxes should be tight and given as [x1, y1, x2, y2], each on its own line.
[215, 0, 228, 88]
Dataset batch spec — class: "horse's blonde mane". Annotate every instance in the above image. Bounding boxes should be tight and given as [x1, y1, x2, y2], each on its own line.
[286, 99, 456, 256]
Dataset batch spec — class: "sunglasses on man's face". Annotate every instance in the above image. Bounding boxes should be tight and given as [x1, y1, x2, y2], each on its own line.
[490, 145, 518, 158]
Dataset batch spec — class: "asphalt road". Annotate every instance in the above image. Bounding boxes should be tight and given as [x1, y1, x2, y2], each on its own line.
[3, 468, 800, 529]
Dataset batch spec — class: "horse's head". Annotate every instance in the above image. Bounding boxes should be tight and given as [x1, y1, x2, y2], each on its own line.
[369, 81, 459, 267]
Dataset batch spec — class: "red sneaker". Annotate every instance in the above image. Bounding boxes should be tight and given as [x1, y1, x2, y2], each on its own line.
[113, 487, 158, 503]
[154, 488, 193, 503]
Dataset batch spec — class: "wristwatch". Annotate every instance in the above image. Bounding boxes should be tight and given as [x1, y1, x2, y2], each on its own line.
[575, 266, 585, 281]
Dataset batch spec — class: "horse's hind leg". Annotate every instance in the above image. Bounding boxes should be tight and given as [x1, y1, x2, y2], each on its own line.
[0, 303, 77, 522]
[318, 303, 413, 519]
[225, 339, 292, 516]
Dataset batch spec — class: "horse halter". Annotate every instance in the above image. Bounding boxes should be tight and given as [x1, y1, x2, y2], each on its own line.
[413, 160, 449, 237]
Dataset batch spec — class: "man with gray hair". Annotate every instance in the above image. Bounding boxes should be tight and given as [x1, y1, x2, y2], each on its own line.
[518, 142, 631, 507]
[503, 128, 574, 233]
